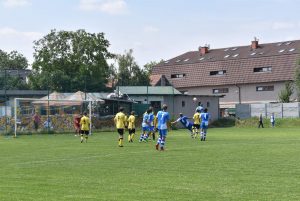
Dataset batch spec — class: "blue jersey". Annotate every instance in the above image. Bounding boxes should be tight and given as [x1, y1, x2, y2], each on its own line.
[156, 111, 163, 129]
[176, 116, 193, 130]
[196, 106, 204, 112]
[149, 113, 154, 126]
[159, 111, 170, 130]
[142, 113, 150, 127]
[200, 113, 210, 127]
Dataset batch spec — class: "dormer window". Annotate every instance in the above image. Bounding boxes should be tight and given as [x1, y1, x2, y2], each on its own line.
[253, 66, 272, 73]
[171, 73, 186, 79]
[210, 70, 226, 76]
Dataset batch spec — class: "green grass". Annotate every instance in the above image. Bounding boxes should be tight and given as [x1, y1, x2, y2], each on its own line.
[1, 128, 300, 201]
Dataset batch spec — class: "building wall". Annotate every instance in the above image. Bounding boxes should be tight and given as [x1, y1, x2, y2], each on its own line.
[179, 81, 298, 108]
[163, 95, 219, 121]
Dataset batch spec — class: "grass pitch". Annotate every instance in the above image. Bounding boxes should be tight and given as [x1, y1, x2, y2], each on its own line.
[1, 128, 300, 201]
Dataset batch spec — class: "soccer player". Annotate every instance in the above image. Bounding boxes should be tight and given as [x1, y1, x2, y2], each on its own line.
[114, 107, 126, 147]
[139, 109, 152, 142]
[200, 108, 211, 141]
[148, 108, 155, 141]
[193, 110, 201, 138]
[171, 113, 194, 138]
[195, 103, 204, 113]
[127, 111, 136, 142]
[80, 112, 90, 143]
[155, 104, 170, 151]
[74, 114, 81, 136]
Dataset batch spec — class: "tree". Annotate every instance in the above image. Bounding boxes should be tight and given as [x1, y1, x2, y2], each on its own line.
[29, 29, 114, 92]
[278, 81, 294, 103]
[144, 61, 158, 76]
[0, 49, 28, 70]
[0, 49, 29, 90]
[116, 49, 149, 86]
[295, 59, 300, 100]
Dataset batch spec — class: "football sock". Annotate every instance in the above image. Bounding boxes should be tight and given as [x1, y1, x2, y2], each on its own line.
[131, 134, 134, 142]
[85, 136, 88, 142]
[128, 135, 131, 142]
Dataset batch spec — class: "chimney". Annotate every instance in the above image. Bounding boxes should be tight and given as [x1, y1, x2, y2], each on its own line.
[251, 37, 259, 49]
[199, 45, 209, 55]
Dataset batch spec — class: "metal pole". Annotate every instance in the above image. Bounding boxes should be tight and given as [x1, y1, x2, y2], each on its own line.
[146, 85, 149, 105]
[47, 73, 50, 134]
[14, 98, 17, 138]
[84, 74, 87, 100]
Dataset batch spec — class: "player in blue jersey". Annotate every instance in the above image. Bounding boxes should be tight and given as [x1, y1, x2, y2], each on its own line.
[200, 108, 211, 141]
[171, 113, 194, 138]
[195, 102, 204, 113]
[148, 107, 156, 141]
[139, 108, 152, 142]
[155, 104, 170, 151]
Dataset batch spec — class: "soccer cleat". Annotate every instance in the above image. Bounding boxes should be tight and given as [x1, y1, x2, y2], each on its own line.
[155, 144, 159, 150]
[160, 146, 164, 151]
[119, 145, 124, 147]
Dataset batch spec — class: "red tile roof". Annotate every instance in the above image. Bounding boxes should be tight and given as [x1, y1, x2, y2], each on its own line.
[149, 74, 162, 86]
[152, 40, 300, 88]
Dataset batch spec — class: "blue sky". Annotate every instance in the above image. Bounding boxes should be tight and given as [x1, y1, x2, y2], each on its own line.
[1, 0, 300, 67]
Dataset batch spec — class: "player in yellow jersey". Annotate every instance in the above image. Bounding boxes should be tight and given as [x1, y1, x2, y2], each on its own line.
[114, 107, 126, 147]
[127, 111, 136, 142]
[193, 110, 201, 138]
[80, 112, 90, 143]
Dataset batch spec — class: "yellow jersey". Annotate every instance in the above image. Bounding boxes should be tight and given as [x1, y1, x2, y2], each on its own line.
[193, 112, 200, 124]
[114, 112, 126, 129]
[80, 115, 90, 131]
[127, 115, 135, 129]
[154, 116, 158, 128]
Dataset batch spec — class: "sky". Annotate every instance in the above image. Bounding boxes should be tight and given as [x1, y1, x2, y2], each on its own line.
[1, 0, 300, 67]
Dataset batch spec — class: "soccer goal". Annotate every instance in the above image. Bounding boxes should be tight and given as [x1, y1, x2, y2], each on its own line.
[14, 98, 94, 137]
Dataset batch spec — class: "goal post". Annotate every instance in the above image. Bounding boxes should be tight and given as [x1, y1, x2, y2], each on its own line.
[14, 98, 93, 137]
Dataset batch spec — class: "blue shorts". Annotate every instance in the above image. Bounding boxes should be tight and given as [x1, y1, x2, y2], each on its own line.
[159, 129, 168, 137]
[150, 126, 155, 132]
[186, 124, 193, 131]
[201, 122, 208, 129]
[142, 126, 150, 132]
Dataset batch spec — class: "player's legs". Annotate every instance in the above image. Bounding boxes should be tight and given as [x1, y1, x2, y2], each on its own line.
[160, 129, 168, 151]
[155, 129, 162, 150]
[84, 130, 89, 142]
[128, 129, 132, 142]
[118, 129, 124, 147]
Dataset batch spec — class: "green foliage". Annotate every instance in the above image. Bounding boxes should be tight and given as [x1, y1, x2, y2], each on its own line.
[278, 81, 294, 103]
[0, 49, 28, 70]
[29, 29, 114, 92]
[1, 128, 300, 200]
[144, 61, 158, 76]
[210, 117, 236, 127]
[295, 59, 300, 100]
[116, 49, 150, 86]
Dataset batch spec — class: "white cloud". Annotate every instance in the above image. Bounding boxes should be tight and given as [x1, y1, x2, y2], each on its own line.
[271, 22, 296, 30]
[143, 25, 159, 33]
[79, 0, 127, 15]
[1, 0, 31, 8]
[0, 27, 43, 40]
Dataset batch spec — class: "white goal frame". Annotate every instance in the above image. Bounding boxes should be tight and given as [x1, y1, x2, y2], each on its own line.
[14, 98, 93, 137]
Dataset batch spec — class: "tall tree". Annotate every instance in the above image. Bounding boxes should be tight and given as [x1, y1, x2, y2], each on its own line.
[278, 81, 294, 103]
[0, 49, 29, 90]
[295, 59, 300, 100]
[29, 29, 114, 92]
[144, 61, 159, 76]
[116, 49, 149, 86]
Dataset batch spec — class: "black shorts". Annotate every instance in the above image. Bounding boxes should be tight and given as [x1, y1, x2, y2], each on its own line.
[193, 124, 200, 129]
[128, 129, 135, 134]
[117, 129, 124, 135]
[81, 130, 89, 135]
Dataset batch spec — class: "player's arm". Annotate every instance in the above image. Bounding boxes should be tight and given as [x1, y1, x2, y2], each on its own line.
[171, 118, 180, 124]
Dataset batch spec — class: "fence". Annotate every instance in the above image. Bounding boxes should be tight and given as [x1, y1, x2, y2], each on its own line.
[236, 102, 300, 119]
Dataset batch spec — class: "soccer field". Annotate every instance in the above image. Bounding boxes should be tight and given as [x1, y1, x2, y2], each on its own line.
[1, 128, 300, 201]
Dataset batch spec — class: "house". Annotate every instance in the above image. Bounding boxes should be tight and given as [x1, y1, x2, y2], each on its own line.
[151, 39, 300, 116]
[118, 86, 220, 120]
[0, 69, 31, 83]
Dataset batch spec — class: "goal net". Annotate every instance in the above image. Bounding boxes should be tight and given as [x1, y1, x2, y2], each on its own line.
[14, 98, 94, 137]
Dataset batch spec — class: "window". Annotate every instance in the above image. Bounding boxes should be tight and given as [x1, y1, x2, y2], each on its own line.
[171, 73, 186, 79]
[253, 66, 272, 73]
[277, 43, 282, 46]
[164, 60, 169, 64]
[207, 101, 210, 107]
[289, 48, 295, 52]
[285, 42, 292, 45]
[184, 58, 189, 62]
[182, 101, 185, 107]
[256, 86, 274, 91]
[259, 52, 264, 55]
[224, 48, 229, 51]
[232, 54, 239, 58]
[175, 59, 181, 62]
[199, 57, 205, 61]
[210, 70, 226, 76]
[278, 49, 285, 53]
[231, 47, 238, 51]
[250, 52, 256, 56]
[213, 88, 229, 94]
[224, 55, 230, 58]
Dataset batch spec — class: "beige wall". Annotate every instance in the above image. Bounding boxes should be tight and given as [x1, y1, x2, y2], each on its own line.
[179, 81, 297, 107]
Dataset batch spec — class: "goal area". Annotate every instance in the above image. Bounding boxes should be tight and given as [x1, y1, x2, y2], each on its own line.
[14, 98, 93, 137]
